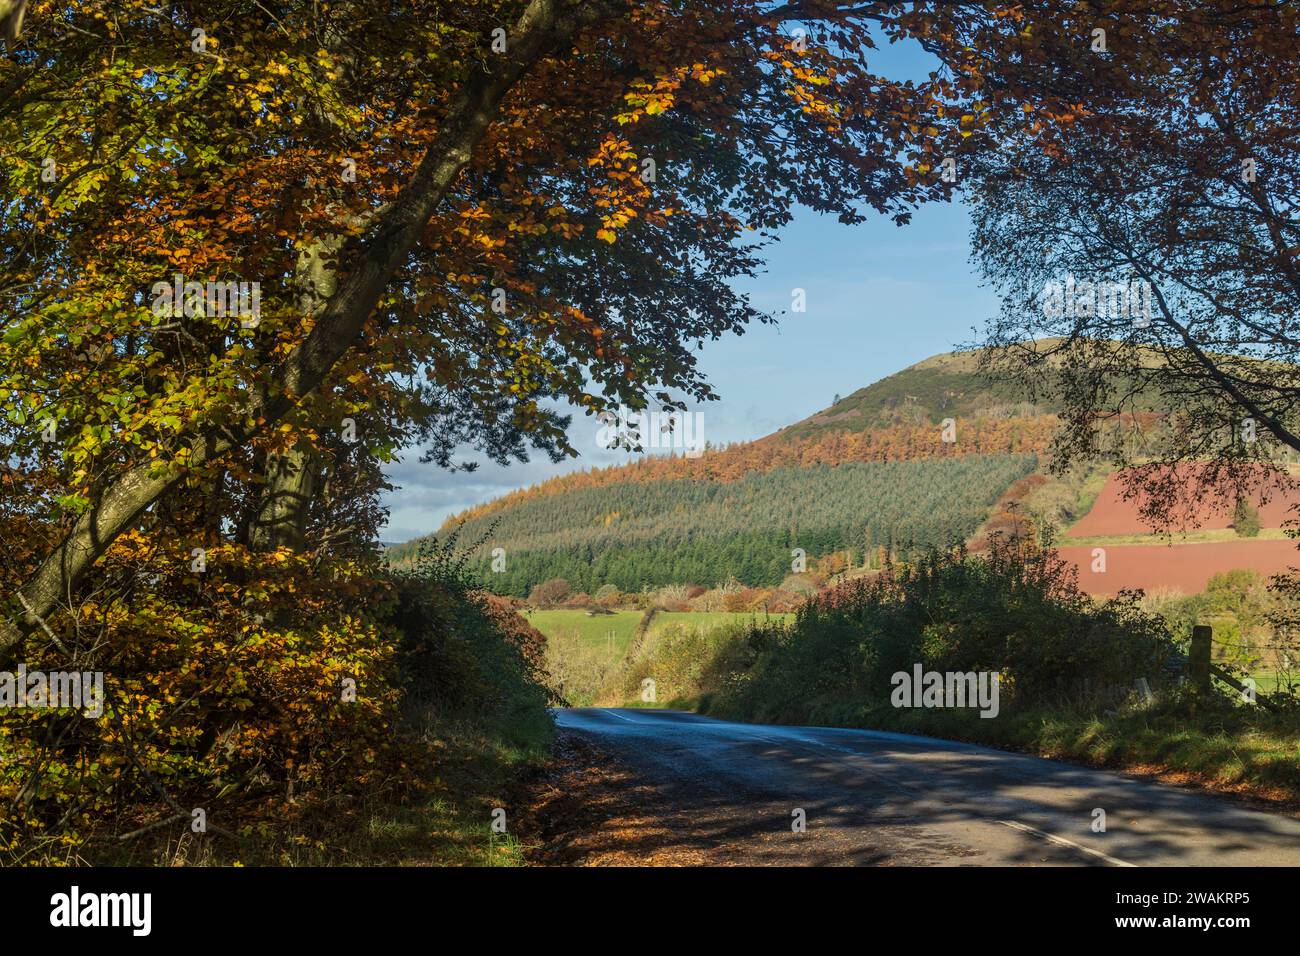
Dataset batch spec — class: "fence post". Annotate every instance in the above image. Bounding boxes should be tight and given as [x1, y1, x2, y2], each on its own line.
[1190, 624, 1212, 693]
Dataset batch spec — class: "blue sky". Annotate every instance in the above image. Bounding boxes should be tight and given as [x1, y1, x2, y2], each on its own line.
[379, 36, 1001, 543]
[380, 198, 1001, 543]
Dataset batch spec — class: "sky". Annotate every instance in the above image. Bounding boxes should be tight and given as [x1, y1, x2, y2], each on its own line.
[379, 36, 1003, 544]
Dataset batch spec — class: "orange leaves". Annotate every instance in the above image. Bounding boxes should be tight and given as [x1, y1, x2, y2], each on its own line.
[689, 62, 721, 85]
[584, 135, 655, 244]
[614, 58, 724, 125]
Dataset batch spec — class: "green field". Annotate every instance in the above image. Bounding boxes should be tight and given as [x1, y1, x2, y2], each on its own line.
[645, 611, 792, 639]
[524, 609, 643, 654]
[529, 609, 794, 708]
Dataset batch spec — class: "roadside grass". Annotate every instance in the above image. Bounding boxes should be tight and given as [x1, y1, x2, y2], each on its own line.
[607, 612, 791, 708]
[934, 703, 1300, 798]
[695, 693, 1300, 803]
[527, 609, 643, 706]
[1060, 527, 1291, 547]
[531, 610, 791, 707]
[646, 611, 793, 637]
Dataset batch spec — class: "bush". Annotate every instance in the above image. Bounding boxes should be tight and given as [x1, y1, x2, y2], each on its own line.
[528, 578, 571, 607]
[594, 583, 623, 608]
[653, 584, 692, 611]
[1233, 498, 1262, 537]
[0, 524, 556, 864]
[708, 538, 1178, 724]
[392, 537, 556, 751]
[0, 536, 419, 863]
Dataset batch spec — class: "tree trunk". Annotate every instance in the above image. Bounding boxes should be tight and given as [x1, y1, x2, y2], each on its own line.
[248, 445, 318, 553]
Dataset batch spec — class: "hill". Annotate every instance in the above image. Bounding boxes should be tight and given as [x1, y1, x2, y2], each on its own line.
[387, 346, 1059, 594]
[387, 343, 1298, 598]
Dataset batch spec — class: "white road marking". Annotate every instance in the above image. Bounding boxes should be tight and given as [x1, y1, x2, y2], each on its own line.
[998, 819, 1136, 867]
[602, 709, 638, 722]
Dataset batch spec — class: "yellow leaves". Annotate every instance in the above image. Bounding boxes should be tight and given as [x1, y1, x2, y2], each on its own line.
[644, 95, 673, 116]
[596, 228, 617, 243]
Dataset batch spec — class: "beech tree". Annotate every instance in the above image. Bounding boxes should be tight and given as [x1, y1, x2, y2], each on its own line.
[1, 1, 973, 661]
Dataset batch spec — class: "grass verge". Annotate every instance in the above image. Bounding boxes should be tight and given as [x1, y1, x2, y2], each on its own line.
[692, 694, 1300, 809]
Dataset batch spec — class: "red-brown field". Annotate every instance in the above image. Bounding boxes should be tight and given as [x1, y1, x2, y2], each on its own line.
[1069, 466, 1300, 536]
[1059, 540, 1300, 596]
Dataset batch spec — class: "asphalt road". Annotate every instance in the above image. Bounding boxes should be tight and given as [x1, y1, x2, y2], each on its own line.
[554, 707, 1300, 866]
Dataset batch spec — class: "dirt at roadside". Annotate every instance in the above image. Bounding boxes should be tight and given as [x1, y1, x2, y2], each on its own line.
[514, 729, 729, 866]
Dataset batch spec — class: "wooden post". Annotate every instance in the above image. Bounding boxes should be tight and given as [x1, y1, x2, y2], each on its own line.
[1190, 625, 1212, 693]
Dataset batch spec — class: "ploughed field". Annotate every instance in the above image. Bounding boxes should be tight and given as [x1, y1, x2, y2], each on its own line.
[1069, 466, 1300, 537]
[1060, 466, 1300, 595]
[1058, 539, 1300, 595]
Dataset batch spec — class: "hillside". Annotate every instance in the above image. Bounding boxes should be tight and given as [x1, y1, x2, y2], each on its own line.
[388, 344, 1298, 598]
[387, 347, 1057, 593]
[774, 349, 1045, 443]
[439, 455, 1038, 595]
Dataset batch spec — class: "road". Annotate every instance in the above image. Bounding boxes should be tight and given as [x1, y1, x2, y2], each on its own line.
[553, 707, 1300, 866]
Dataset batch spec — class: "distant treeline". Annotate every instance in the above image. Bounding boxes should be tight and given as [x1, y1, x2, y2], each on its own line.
[389, 455, 1038, 595]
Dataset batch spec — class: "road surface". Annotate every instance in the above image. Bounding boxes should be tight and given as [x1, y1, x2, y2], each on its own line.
[553, 708, 1300, 866]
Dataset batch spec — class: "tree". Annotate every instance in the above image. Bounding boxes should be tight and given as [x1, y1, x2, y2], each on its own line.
[1, 0, 976, 662]
[948, 1, 1300, 523]
[529, 578, 571, 608]
[1233, 498, 1261, 538]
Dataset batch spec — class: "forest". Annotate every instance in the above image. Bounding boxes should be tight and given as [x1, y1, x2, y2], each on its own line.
[418, 454, 1039, 594]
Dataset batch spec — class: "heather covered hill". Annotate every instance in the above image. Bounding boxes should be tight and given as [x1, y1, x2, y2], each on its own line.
[770, 341, 1185, 444]
[774, 349, 1046, 443]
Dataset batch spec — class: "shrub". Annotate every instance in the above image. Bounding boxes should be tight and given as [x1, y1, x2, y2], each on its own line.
[1233, 498, 1262, 537]
[709, 537, 1178, 723]
[0, 524, 556, 864]
[528, 578, 571, 607]
[0, 535, 419, 863]
[653, 584, 692, 611]
[393, 537, 556, 751]
[594, 583, 623, 608]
